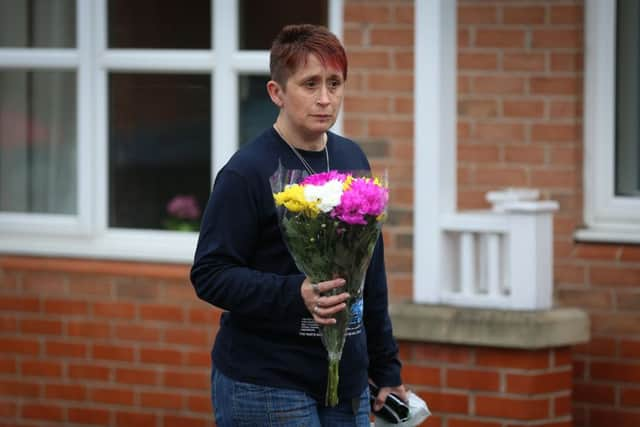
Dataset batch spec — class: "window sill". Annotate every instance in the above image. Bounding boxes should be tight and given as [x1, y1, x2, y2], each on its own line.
[574, 227, 640, 245]
[389, 303, 590, 349]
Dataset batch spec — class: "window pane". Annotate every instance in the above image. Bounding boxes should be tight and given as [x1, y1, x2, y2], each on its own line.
[108, 0, 211, 49]
[109, 73, 211, 230]
[615, 0, 640, 196]
[0, 70, 77, 214]
[239, 75, 278, 145]
[0, 0, 75, 48]
[238, 0, 328, 50]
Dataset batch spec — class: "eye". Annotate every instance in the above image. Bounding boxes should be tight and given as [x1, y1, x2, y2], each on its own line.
[304, 80, 317, 89]
[328, 79, 342, 90]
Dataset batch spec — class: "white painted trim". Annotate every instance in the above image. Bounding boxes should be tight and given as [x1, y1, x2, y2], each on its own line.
[329, 0, 344, 136]
[413, 0, 457, 303]
[101, 51, 215, 72]
[0, 49, 78, 68]
[579, 0, 640, 243]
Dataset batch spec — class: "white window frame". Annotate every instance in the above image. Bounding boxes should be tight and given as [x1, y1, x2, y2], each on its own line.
[0, 0, 343, 263]
[576, 0, 640, 244]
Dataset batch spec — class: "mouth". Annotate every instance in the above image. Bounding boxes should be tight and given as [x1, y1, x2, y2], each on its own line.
[312, 114, 333, 120]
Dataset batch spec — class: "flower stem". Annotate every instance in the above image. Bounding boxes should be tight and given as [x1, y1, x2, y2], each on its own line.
[325, 357, 340, 407]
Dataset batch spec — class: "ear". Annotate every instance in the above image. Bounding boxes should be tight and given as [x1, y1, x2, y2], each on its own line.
[266, 80, 284, 108]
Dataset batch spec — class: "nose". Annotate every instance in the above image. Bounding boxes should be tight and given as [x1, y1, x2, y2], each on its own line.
[317, 84, 331, 105]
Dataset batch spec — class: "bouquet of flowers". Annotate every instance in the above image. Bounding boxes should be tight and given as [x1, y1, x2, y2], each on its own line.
[164, 194, 201, 232]
[271, 168, 389, 406]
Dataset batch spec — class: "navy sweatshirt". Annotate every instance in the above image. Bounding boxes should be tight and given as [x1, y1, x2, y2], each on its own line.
[190, 127, 402, 403]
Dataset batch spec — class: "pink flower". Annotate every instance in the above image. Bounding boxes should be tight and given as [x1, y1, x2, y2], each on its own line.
[332, 178, 388, 225]
[166, 195, 201, 220]
[301, 171, 348, 186]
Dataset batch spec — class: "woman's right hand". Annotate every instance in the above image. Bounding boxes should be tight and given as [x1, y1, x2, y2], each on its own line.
[300, 278, 350, 325]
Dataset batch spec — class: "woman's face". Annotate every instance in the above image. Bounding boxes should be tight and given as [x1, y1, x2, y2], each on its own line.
[278, 54, 345, 138]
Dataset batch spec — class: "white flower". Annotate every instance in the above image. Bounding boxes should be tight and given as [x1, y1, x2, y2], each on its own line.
[304, 179, 343, 213]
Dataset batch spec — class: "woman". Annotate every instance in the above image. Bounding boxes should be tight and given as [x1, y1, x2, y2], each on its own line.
[191, 24, 406, 426]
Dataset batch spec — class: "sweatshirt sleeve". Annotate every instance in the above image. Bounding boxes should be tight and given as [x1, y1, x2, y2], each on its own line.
[363, 236, 403, 387]
[190, 168, 308, 319]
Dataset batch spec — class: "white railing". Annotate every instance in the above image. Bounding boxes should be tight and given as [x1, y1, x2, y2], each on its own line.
[437, 189, 558, 311]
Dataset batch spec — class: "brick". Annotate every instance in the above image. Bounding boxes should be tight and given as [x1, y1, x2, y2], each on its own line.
[45, 383, 86, 401]
[459, 29, 470, 48]
[21, 360, 62, 377]
[472, 76, 525, 95]
[92, 344, 135, 362]
[369, 119, 414, 139]
[394, 51, 413, 70]
[0, 401, 16, 417]
[554, 348, 572, 367]
[139, 304, 184, 322]
[93, 301, 136, 319]
[458, 6, 498, 24]
[574, 337, 617, 357]
[591, 267, 640, 287]
[551, 52, 583, 72]
[186, 350, 210, 367]
[0, 296, 39, 312]
[164, 415, 208, 427]
[116, 368, 158, 385]
[533, 30, 582, 49]
[413, 344, 473, 364]
[69, 363, 111, 381]
[503, 6, 546, 24]
[474, 123, 525, 142]
[475, 396, 549, 420]
[621, 340, 640, 358]
[140, 347, 183, 365]
[459, 53, 498, 71]
[532, 124, 580, 142]
[0, 338, 39, 355]
[617, 292, 640, 311]
[90, 387, 135, 405]
[506, 371, 572, 394]
[370, 29, 413, 46]
[555, 288, 612, 310]
[476, 30, 525, 48]
[621, 387, 640, 406]
[573, 360, 586, 379]
[367, 72, 413, 92]
[188, 395, 212, 413]
[115, 278, 159, 300]
[44, 298, 88, 315]
[21, 319, 62, 335]
[590, 408, 640, 427]
[449, 420, 501, 427]
[67, 320, 110, 338]
[476, 348, 549, 370]
[0, 380, 39, 398]
[344, 4, 391, 24]
[22, 272, 66, 294]
[0, 358, 15, 374]
[591, 362, 640, 383]
[349, 51, 391, 70]
[458, 99, 498, 118]
[531, 169, 578, 189]
[140, 391, 184, 409]
[67, 273, 113, 297]
[163, 370, 209, 390]
[165, 328, 210, 347]
[574, 382, 616, 404]
[68, 407, 110, 425]
[591, 313, 640, 335]
[475, 167, 527, 187]
[0, 316, 16, 333]
[402, 363, 441, 386]
[503, 99, 545, 118]
[621, 246, 640, 262]
[22, 403, 64, 422]
[115, 324, 161, 342]
[551, 5, 583, 24]
[554, 394, 571, 417]
[550, 146, 581, 165]
[504, 146, 545, 164]
[458, 144, 500, 162]
[418, 390, 468, 414]
[531, 77, 581, 95]
[344, 96, 390, 115]
[46, 341, 87, 358]
[116, 412, 157, 427]
[394, 5, 413, 25]
[574, 243, 620, 260]
[447, 369, 500, 391]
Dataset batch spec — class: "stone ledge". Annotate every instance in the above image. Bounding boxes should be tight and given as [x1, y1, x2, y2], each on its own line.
[389, 303, 590, 349]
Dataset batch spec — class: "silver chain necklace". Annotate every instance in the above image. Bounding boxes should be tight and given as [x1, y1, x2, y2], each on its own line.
[273, 124, 330, 175]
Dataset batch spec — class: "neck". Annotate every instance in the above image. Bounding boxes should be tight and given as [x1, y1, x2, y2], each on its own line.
[273, 119, 326, 151]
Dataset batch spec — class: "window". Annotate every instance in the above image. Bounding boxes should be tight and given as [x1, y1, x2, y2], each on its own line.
[0, 0, 343, 261]
[578, 0, 640, 244]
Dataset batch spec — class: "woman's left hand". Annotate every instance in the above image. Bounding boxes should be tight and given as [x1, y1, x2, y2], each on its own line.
[373, 384, 409, 411]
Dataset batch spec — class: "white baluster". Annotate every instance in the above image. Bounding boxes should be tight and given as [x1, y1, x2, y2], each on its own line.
[487, 233, 501, 297]
[459, 232, 475, 297]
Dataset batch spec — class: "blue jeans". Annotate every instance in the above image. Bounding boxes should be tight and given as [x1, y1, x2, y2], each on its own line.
[211, 369, 370, 426]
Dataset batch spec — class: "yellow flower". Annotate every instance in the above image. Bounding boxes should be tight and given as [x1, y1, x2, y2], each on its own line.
[274, 185, 319, 216]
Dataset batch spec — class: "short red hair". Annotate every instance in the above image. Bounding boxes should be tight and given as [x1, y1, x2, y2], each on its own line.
[270, 24, 348, 87]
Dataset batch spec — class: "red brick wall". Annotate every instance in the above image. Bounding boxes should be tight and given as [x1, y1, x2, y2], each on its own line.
[400, 342, 573, 427]
[0, 257, 219, 427]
